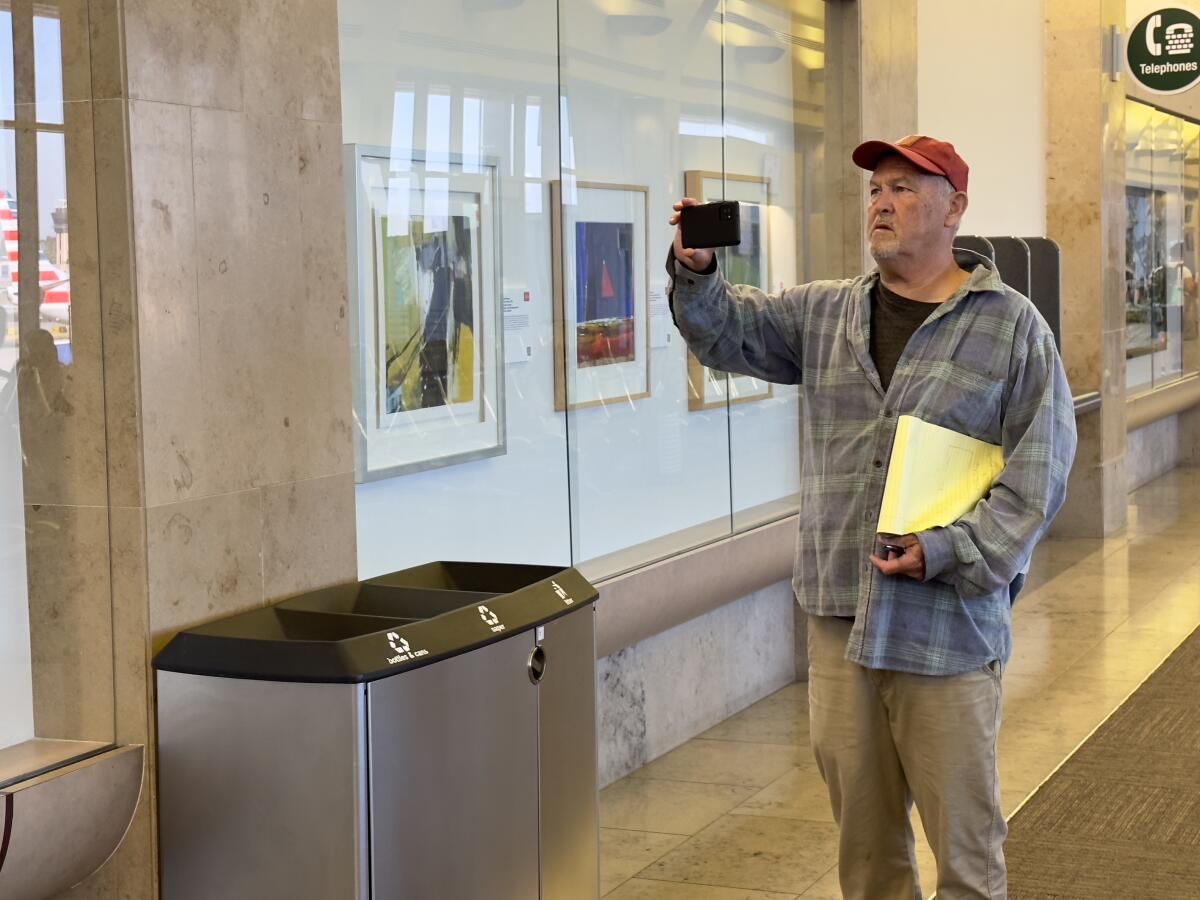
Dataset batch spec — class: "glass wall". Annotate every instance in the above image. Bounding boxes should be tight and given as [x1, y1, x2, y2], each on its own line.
[1125, 99, 1200, 393]
[339, 0, 830, 582]
[0, 2, 115, 761]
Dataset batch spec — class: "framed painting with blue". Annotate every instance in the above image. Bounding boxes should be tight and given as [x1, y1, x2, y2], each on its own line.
[550, 180, 650, 411]
[346, 146, 505, 481]
[682, 170, 774, 411]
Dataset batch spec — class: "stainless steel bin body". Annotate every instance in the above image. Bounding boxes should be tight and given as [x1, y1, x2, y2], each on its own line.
[367, 629, 541, 900]
[157, 673, 370, 900]
[154, 563, 599, 900]
[538, 601, 601, 898]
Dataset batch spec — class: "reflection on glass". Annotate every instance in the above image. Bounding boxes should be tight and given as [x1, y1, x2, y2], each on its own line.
[388, 89, 415, 172]
[2, 0, 113, 760]
[425, 91, 451, 172]
[339, 0, 572, 574]
[1125, 99, 1200, 392]
[33, 14, 63, 126]
[724, 0, 824, 535]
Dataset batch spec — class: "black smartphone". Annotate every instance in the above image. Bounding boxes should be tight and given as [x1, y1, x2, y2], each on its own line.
[680, 201, 741, 249]
[880, 543, 906, 558]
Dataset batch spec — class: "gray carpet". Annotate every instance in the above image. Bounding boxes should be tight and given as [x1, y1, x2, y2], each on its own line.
[1005, 626, 1200, 899]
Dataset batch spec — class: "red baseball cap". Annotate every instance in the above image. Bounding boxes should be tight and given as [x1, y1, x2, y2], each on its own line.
[852, 135, 969, 193]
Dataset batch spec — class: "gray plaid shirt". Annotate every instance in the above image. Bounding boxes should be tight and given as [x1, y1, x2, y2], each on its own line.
[669, 249, 1077, 676]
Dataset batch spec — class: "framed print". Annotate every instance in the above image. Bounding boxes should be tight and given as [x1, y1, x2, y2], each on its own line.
[346, 146, 505, 482]
[551, 180, 650, 411]
[682, 170, 775, 411]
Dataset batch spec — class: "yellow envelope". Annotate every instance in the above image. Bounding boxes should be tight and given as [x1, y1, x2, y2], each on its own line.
[877, 415, 1004, 535]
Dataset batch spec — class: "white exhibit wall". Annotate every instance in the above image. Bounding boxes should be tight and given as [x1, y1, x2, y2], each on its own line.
[917, 0, 1046, 238]
[0, 345, 35, 748]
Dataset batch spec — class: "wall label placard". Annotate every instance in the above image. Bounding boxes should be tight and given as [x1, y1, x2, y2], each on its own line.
[1128, 8, 1200, 94]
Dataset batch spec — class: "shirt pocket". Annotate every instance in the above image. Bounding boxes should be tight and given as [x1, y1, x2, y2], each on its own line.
[913, 362, 1005, 445]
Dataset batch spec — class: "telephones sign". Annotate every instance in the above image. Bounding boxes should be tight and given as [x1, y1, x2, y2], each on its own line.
[1128, 8, 1200, 93]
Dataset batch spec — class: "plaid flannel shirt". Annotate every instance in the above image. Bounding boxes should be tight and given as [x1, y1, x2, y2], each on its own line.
[668, 249, 1077, 676]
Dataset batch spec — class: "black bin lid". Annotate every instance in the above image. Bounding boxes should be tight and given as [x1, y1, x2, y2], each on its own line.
[152, 562, 597, 683]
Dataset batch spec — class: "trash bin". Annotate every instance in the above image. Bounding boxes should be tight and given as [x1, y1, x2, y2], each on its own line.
[153, 562, 599, 900]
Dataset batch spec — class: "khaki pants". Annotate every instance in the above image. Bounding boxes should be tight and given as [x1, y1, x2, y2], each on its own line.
[807, 614, 1006, 900]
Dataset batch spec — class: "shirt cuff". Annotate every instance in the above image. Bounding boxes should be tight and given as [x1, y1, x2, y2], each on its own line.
[670, 248, 719, 283]
[917, 527, 956, 582]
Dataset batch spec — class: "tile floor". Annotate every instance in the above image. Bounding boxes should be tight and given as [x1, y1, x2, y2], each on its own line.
[599, 467, 1200, 899]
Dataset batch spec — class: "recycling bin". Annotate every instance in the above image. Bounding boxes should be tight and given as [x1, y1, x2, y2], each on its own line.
[153, 562, 599, 900]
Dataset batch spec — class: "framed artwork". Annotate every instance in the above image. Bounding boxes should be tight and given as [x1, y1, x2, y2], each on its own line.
[346, 146, 505, 481]
[682, 170, 775, 411]
[551, 180, 651, 410]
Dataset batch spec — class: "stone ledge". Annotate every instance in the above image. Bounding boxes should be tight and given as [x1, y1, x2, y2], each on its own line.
[0, 745, 143, 898]
[594, 516, 796, 659]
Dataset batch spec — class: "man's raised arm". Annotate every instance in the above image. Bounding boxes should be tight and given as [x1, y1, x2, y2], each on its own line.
[666, 198, 804, 385]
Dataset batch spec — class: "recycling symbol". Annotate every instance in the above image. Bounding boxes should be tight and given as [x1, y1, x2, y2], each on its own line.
[387, 632, 410, 654]
[478, 605, 500, 626]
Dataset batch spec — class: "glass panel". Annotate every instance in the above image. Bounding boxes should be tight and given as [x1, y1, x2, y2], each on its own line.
[338, 0, 571, 577]
[1125, 99, 1200, 393]
[341, 0, 828, 583]
[558, 0, 732, 579]
[0, 11, 12, 120]
[1151, 109, 1185, 385]
[32, 14, 62, 126]
[727, 0, 825, 533]
[0, 124, 31, 750]
[1126, 100, 1156, 393]
[1182, 121, 1200, 376]
[1, 1, 114, 760]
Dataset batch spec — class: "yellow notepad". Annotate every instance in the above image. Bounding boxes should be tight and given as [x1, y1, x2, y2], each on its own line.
[877, 415, 1004, 535]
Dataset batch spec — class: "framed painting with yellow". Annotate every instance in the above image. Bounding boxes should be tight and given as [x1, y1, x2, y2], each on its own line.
[346, 146, 505, 482]
[550, 180, 651, 411]
[682, 170, 774, 411]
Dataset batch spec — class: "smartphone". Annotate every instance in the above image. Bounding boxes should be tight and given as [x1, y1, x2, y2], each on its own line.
[880, 543, 906, 558]
[680, 201, 741, 249]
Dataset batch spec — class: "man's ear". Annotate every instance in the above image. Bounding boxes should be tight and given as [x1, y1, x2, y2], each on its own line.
[946, 191, 968, 229]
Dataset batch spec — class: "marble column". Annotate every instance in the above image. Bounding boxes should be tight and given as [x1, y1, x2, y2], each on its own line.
[58, 1, 355, 897]
[823, 0, 919, 277]
[1044, 0, 1129, 537]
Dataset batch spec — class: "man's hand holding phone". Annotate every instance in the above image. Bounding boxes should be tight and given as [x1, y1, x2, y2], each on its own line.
[869, 533, 926, 581]
[669, 199, 715, 273]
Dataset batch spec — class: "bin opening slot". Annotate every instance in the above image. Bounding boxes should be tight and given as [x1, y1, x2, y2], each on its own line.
[368, 561, 565, 594]
[190, 607, 415, 642]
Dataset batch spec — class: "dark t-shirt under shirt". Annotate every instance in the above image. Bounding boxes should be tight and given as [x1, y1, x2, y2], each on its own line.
[869, 281, 941, 391]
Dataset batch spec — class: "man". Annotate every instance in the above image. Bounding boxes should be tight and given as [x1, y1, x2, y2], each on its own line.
[667, 135, 1077, 900]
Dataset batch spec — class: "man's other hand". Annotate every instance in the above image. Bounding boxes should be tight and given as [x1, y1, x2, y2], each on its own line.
[869, 533, 926, 581]
[670, 199, 715, 273]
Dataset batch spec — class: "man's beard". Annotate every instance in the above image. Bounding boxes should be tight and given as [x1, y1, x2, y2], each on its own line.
[869, 232, 900, 261]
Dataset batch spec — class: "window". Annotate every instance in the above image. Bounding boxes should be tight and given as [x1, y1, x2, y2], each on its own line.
[0, 4, 113, 762]
[338, 0, 830, 581]
[1125, 100, 1200, 392]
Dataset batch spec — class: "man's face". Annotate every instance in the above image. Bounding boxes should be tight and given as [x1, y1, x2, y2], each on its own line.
[867, 155, 959, 263]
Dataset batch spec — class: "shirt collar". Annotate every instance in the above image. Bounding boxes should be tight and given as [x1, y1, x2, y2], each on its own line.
[864, 248, 1005, 302]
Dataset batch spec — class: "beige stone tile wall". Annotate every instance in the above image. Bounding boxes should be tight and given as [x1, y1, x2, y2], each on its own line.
[820, 0, 919, 279]
[50, 0, 356, 896]
[1045, 2, 1129, 538]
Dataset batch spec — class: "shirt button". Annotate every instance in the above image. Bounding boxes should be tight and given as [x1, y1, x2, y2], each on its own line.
[687, 279, 695, 285]
[873, 459, 883, 468]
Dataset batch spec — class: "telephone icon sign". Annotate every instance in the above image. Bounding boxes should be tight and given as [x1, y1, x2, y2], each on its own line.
[1167, 22, 1195, 55]
[1148, 13, 1164, 55]
[1128, 8, 1200, 94]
